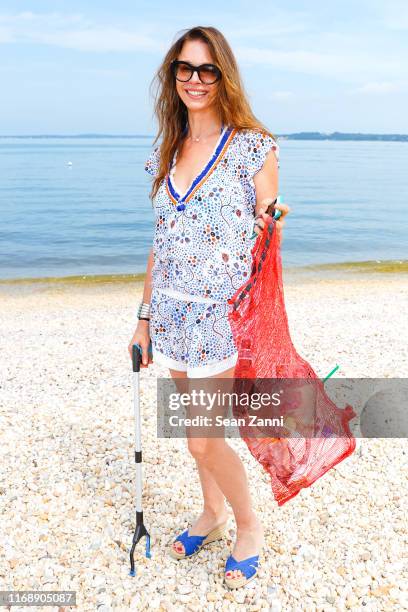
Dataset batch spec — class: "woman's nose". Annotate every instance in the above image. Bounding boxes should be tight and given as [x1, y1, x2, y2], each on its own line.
[190, 70, 201, 83]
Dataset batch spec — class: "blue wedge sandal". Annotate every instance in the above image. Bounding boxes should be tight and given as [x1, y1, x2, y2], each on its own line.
[224, 554, 260, 588]
[169, 521, 228, 560]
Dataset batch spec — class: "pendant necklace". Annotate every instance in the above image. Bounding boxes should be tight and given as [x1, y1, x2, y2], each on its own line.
[168, 123, 228, 212]
[187, 122, 224, 142]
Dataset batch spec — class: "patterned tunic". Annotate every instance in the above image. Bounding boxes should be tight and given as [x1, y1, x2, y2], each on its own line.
[144, 126, 280, 376]
[145, 126, 280, 303]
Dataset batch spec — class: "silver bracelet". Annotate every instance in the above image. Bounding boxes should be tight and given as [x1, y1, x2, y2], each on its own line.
[137, 302, 151, 320]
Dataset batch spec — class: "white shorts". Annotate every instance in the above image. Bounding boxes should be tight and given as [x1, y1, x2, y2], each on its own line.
[149, 287, 238, 377]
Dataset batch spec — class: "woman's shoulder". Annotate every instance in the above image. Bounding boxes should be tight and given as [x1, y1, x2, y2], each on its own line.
[232, 127, 280, 171]
[144, 145, 161, 177]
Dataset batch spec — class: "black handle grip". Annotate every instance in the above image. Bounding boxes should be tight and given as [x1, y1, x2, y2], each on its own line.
[266, 197, 277, 217]
[132, 344, 142, 373]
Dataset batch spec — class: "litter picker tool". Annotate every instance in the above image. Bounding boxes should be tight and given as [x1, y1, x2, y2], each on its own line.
[129, 342, 152, 576]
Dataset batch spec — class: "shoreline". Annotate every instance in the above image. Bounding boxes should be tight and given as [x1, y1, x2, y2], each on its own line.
[0, 259, 406, 297]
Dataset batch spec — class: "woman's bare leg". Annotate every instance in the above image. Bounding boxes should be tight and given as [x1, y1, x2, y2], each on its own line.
[178, 365, 264, 580]
[168, 367, 228, 556]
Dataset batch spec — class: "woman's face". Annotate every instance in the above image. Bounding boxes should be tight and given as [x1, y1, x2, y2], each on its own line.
[174, 39, 220, 112]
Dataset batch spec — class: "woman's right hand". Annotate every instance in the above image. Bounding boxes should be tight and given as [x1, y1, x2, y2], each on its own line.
[128, 320, 153, 367]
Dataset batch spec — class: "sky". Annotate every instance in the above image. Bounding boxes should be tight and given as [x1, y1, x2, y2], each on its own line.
[1, 1, 407, 135]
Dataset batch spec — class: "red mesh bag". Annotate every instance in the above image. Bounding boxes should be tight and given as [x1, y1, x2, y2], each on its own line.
[227, 216, 356, 505]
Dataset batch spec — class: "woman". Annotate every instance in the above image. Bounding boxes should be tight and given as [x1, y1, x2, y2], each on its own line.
[128, 26, 290, 589]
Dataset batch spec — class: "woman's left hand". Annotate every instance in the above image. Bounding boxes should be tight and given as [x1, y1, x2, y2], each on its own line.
[253, 197, 291, 235]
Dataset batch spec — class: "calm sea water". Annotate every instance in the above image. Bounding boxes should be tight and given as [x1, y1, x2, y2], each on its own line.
[0, 137, 406, 281]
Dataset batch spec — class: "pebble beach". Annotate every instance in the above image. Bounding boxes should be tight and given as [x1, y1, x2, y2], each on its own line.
[1, 273, 407, 611]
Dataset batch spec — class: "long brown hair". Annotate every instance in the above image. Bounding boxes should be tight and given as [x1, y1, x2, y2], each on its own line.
[148, 26, 277, 199]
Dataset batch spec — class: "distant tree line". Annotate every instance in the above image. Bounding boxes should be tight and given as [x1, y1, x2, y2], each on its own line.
[278, 131, 408, 142]
[0, 131, 407, 141]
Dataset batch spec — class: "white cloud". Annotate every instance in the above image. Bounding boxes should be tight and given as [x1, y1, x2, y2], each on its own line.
[0, 11, 160, 52]
[235, 46, 404, 82]
[383, 0, 408, 30]
[0, 25, 14, 43]
[37, 28, 158, 53]
[229, 12, 310, 40]
[353, 81, 408, 94]
[270, 91, 294, 100]
[385, 18, 408, 30]
[76, 67, 131, 78]
[0, 10, 406, 88]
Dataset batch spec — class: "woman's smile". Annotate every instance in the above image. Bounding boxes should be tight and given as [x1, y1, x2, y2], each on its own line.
[184, 88, 208, 98]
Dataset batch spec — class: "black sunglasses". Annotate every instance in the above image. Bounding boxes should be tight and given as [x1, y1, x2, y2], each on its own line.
[170, 60, 222, 85]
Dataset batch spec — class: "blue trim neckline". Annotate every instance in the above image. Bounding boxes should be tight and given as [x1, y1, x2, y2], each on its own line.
[167, 125, 233, 206]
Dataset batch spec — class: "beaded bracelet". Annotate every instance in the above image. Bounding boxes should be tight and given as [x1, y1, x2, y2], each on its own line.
[137, 302, 151, 320]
